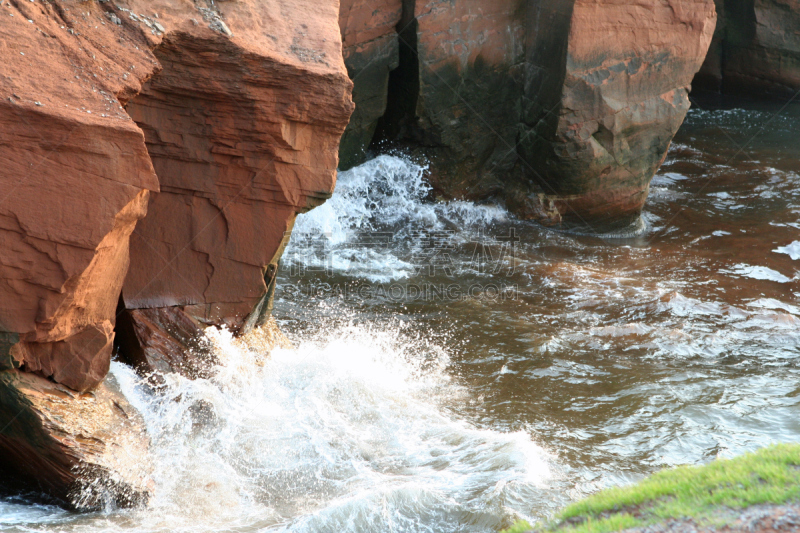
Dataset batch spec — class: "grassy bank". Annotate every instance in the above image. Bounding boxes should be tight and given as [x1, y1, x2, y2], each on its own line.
[505, 443, 800, 533]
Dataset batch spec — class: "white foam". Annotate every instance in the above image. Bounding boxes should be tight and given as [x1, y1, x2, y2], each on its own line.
[285, 155, 508, 282]
[23, 323, 551, 533]
[723, 264, 794, 283]
[747, 298, 800, 316]
[292, 155, 433, 244]
[708, 191, 732, 199]
[774, 241, 800, 260]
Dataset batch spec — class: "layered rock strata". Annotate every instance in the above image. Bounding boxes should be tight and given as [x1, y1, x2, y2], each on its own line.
[0, 369, 151, 510]
[694, 0, 800, 96]
[339, 0, 717, 231]
[119, 0, 354, 372]
[0, 0, 351, 505]
[0, 0, 169, 506]
[0, 0, 160, 392]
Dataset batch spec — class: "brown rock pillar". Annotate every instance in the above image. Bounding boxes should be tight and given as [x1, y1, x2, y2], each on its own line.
[519, 0, 717, 231]
[694, 0, 800, 96]
[369, 0, 528, 200]
[341, 0, 716, 232]
[338, 0, 404, 169]
[118, 0, 354, 375]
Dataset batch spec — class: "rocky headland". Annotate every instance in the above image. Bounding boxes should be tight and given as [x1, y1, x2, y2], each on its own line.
[339, 0, 718, 231]
[0, 0, 352, 507]
[0, 0, 796, 514]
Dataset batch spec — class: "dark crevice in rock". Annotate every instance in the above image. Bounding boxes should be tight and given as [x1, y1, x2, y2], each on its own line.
[517, 0, 576, 201]
[113, 295, 146, 373]
[114, 295, 216, 380]
[369, 0, 421, 151]
[693, 0, 800, 97]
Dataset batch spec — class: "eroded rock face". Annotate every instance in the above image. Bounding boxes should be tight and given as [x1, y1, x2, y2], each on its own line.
[346, 0, 716, 231]
[346, 0, 528, 199]
[338, 0, 403, 169]
[119, 0, 354, 361]
[0, 369, 151, 510]
[2, 0, 352, 388]
[1, 0, 351, 503]
[0, 0, 161, 392]
[518, 0, 717, 230]
[695, 0, 800, 95]
[401, 0, 527, 200]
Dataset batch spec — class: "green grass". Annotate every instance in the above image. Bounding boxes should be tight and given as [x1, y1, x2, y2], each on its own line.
[501, 521, 533, 533]
[502, 443, 800, 533]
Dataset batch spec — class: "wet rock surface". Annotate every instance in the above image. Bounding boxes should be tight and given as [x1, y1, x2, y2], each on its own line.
[0, 370, 151, 510]
[114, 306, 214, 379]
[115, 306, 291, 379]
[364, 0, 528, 203]
[694, 0, 800, 96]
[340, 0, 717, 232]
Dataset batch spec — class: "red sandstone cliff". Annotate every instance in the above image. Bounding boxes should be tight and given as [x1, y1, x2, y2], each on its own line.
[0, 0, 161, 393]
[339, 0, 717, 231]
[118, 0, 354, 376]
[695, 0, 800, 96]
[0, 0, 352, 507]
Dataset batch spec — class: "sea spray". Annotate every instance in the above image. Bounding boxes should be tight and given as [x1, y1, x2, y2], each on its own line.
[286, 155, 508, 282]
[63, 318, 555, 533]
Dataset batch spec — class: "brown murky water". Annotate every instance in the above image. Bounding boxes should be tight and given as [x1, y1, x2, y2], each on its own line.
[2, 97, 798, 532]
[274, 94, 800, 524]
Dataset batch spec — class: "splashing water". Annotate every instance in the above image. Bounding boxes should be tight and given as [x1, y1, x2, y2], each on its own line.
[292, 155, 434, 242]
[0, 322, 553, 533]
[292, 155, 506, 242]
[277, 101, 800, 505]
[286, 155, 508, 282]
[6, 99, 800, 532]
